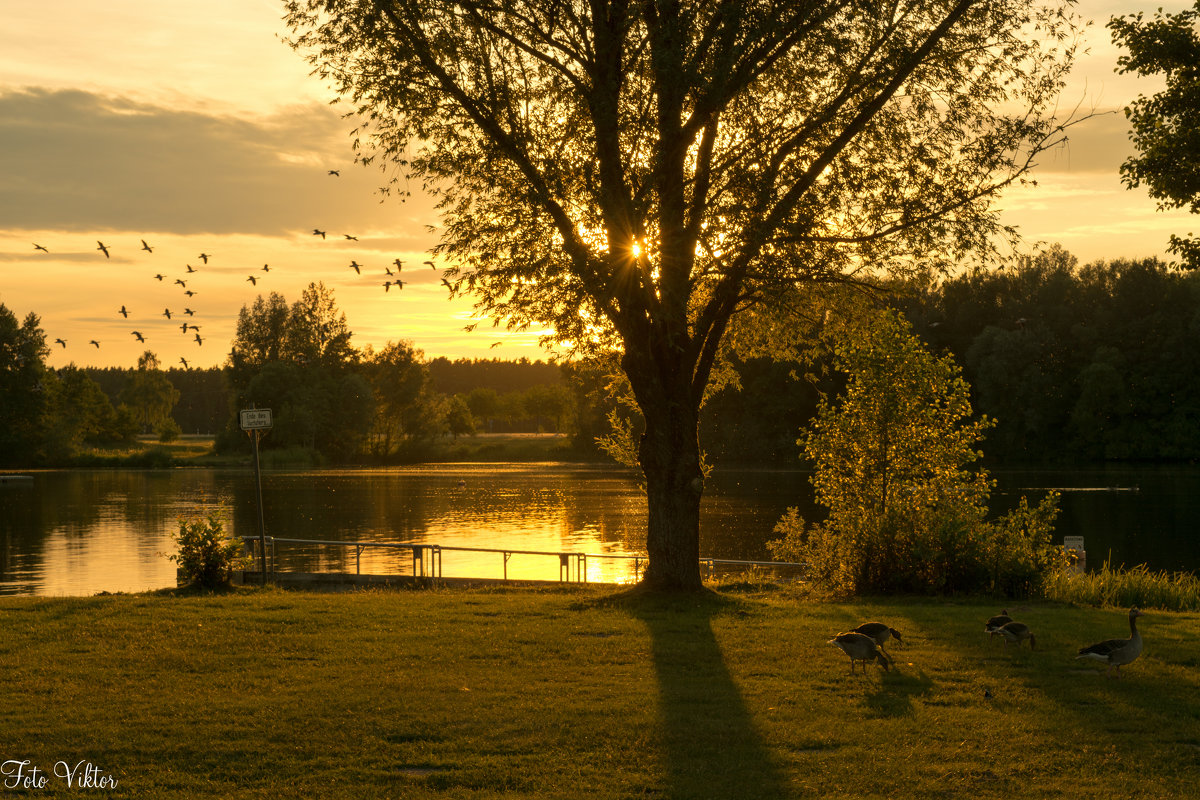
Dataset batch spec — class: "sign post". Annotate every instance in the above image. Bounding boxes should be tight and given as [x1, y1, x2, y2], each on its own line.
[240, 408, 273, 585]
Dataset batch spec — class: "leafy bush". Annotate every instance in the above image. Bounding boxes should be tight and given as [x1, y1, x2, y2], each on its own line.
[169, 512, 249, 589]
[768, 310, 1064, 597]
[157, 417, 182, 442]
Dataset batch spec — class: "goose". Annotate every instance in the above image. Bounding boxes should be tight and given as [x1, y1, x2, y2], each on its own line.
[198, 253, 210, 264]
[175, 279, 187, 287]
[162, 308, 172, 320]
[131, 331, 145, 342]
[262, 264, 270, 272]
[54, 338, 66, 348]
[186, 264, 197, 273]
[852, 622, 903, 658]
[424, 260, 436, 269]
[394, 258, 405, 270]
[1077, 608, 1144, 678]
[89, 340, 100, 348]
[247, 275, 258, 285]
[349, 261, 362, 274]
[313, 229, 326, 239]
[996, 620, 1035, 649]
[119, 305, 130, 318]
[33, 243, 48, 252]
[985, 609, 1012, 639]
[179, 357, 189, 369]
[183, 308, 195, 316]
[344, 234, 358, 241]
[193, 332, 203, 345]
[140, 239, 153, 253]
[328, 169, 340, 176]
[829, 632, 890, 674]
[96, 240, 110, 258]
[154, 273, 165, 281]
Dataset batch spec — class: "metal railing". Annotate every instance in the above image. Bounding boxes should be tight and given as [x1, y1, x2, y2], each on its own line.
[243, 536, 804, 585]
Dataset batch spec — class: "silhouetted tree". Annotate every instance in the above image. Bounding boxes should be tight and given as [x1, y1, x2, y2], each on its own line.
[287, 0, 1083, 589]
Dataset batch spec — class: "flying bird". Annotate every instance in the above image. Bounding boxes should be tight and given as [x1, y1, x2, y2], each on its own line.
[175, 279, 187, 287]
[328, 170, 340, 176]
[89, 340, 100, 348]
[97, 241, 110, 258]
[184, 290, 196, 297]
[33, 243, 48, 253]
[154, 273, 165, 281]
[119, 305, 130, 318]
[262, 264, 270, 272]
[186, 264, 197, 273]
[141, 239, 153, 253]
[193, 332, 203, 345]
[179, 357, 189, 369]
[183, 308, 195, 316]
[349, 261, 362, 274]
[180, 322, 191, 333]
[247, 275, 257, 285]
[131, 331, 145, 342]
[313, 229, 326, 239]
[394, 259, 404, 270]
[384, 266, 394, 276]
[54, 338, 66, 348]
[198, 253, 210, 263]
[423, 260, 435, 269]
[384, 281, 392, 292]
[441, 277, 453, 289]
[344, 234, 358, 241]
[163, 309, 172, 320]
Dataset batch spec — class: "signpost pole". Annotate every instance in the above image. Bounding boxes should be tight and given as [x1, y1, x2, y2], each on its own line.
[239, 407, 273, 587]
[252, 429, 267, 586]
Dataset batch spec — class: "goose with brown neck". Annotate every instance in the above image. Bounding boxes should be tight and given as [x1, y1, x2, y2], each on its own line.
[996, 620, 1035, 649]
[829, 632, 890, 674]
[1077, 608, 1144, 678]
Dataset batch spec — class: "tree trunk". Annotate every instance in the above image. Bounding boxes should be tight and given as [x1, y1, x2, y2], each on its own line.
[634, 368, 706, 592]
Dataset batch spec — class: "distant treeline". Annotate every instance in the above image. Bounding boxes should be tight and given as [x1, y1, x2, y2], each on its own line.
[8, 252, 1199, 466]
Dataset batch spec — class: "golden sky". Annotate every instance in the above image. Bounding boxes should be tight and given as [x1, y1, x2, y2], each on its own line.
[1, 0, 1194, 370]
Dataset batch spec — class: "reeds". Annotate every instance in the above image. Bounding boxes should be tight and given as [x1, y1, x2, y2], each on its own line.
[1042, 558, 1200, 611]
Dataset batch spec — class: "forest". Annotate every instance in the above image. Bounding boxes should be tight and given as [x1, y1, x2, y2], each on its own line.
[3, 252, 1198, 467]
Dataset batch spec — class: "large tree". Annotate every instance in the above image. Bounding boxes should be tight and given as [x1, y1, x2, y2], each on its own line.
[287, 0, 1082, 589]
[1109, 1, 1200, 268]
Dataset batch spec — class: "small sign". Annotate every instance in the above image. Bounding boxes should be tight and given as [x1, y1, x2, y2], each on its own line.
[239, 408, 273, 430]
[1063, 535, 1085, 552]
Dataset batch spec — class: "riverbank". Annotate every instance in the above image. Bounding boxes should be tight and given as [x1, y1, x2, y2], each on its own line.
[3, 585, 1198, 798]
[43, 432, 598, 469]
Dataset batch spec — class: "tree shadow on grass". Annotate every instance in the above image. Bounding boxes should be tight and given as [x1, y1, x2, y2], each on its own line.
[613, 590, 789, 799]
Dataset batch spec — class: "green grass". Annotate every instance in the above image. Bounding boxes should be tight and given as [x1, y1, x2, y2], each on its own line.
[2, 586, 1199, 798]
[1044, 560, 1200, 611]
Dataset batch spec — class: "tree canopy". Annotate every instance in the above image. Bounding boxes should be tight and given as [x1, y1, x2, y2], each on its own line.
[287, 0, 1083, 589]
[1109, 1, 1200, 268]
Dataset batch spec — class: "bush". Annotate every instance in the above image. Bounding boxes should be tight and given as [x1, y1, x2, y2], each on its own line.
[168, 512, 249, 589]
[157, 417, 182, 442]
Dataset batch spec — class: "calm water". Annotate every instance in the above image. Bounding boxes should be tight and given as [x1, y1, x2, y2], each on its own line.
[1, 463, 1198, 596]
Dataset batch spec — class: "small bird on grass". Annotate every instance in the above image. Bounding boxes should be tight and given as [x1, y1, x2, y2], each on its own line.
[829, 631, 890, 674]
[984, 609, 1012, 639]
[852, 622, 903, 660]
[996, 620, 1035, 649]
[1077, 608, 1144, 678]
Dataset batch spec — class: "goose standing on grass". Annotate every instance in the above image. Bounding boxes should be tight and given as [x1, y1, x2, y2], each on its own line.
[829, 632, 890, 674]
[852, 622, 903, 659]
[985, 609, 1012, 641]
[996, 620, 1035, 649]
[1077, 608, 1144, 678]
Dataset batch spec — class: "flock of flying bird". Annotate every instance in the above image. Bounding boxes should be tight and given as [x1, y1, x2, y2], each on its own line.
[31, 168, 438, 368]
[829, 606, 1147, 680]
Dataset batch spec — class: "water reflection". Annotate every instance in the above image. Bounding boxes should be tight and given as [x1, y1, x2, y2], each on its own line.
[3, 463, 1199, 597]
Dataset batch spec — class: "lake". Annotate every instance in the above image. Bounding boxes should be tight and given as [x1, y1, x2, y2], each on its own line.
[2, 463, 1198, 596]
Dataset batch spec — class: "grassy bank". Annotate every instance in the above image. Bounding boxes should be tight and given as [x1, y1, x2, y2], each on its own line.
[3, 586, 1199, 798]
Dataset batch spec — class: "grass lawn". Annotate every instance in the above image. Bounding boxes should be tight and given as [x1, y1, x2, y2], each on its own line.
[2, 585, 1198, 798]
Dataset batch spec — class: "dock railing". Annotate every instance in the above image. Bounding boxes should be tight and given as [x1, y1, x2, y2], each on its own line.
[242, 536, 805, 585]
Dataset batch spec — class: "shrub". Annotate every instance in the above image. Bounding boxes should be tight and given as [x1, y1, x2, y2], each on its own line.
[157, 417, 182, 443]
[169, 512, 249, 589]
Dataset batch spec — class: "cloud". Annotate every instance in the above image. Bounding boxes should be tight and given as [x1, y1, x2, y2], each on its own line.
[0, 87, 436, 237]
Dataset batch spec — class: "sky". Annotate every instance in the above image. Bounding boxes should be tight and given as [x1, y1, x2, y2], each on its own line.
[1, 0, 1194, 371]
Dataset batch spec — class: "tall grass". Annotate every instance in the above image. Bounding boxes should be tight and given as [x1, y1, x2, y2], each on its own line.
[1042, 559, 1200, 610]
